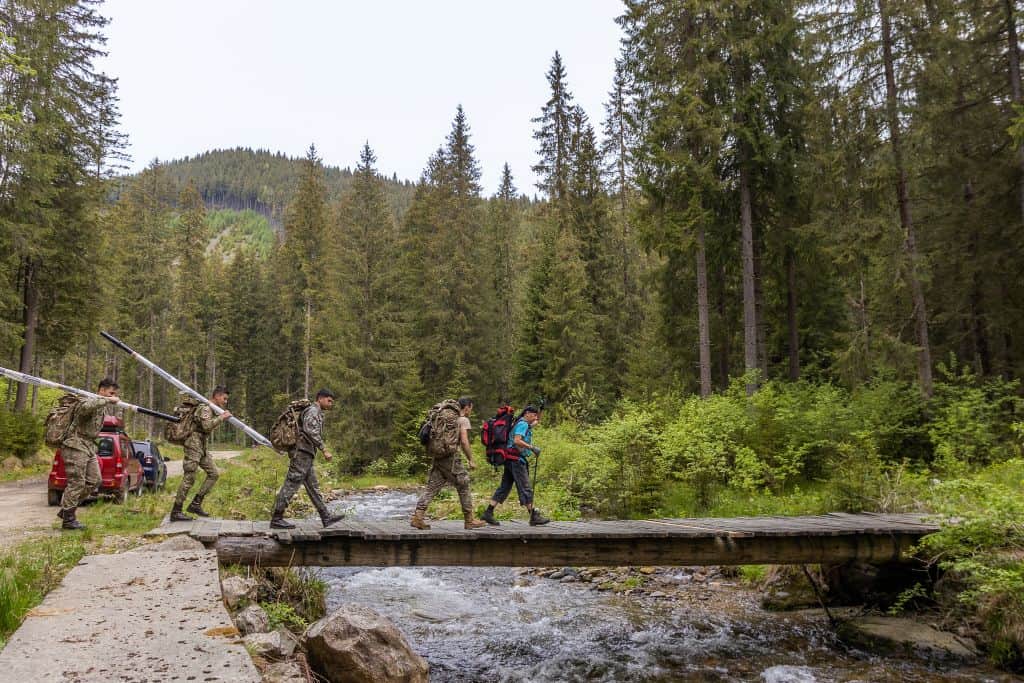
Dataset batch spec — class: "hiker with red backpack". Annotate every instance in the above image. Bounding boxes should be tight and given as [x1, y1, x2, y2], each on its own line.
[480, 405, 550, 526]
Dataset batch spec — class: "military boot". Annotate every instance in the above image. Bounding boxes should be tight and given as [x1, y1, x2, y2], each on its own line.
[529, 509, 550, 526]
[270, 506, 296, 529]
[480, 507, 500, 526]
[464, 511, 487, 530]
[61, 508, 85, 531]
[169, 503, 194, 523]
[409, 510, 431, 530]
[186, 495, 210, 518]
[320, 512, 345, 527]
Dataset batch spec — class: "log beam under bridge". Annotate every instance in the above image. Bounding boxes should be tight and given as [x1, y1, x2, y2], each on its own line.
[174, 513, 941, 568]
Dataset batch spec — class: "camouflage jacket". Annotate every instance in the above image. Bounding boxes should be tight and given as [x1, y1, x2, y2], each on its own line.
[62, 396, 110, 454]
[296, 403, 324, 456]
[184, 404, 226, 453]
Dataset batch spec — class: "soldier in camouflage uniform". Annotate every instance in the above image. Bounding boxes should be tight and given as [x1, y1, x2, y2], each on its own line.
[58, 377, 121, 530]
[270, 389, 344, 529]
[170, 386, 231, 522]
[410, 397, 487, 530]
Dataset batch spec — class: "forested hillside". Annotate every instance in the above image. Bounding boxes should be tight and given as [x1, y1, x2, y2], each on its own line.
[4, 0, 1024, 665]
[153, 148, 418, 227]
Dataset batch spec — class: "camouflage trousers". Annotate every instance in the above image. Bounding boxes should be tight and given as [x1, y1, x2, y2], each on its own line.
[60, 446, 100, 512]
[415, 453, 473, 515]
[273, 451, 329, 519]
[174, 446, 219, 506]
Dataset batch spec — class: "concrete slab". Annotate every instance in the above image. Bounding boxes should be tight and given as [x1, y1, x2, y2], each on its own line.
[143, 516, 196, 537]
[0, 547, 259, 682]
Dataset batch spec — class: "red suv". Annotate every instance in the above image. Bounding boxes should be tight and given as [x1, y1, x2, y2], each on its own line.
[47, 415, 146, 506]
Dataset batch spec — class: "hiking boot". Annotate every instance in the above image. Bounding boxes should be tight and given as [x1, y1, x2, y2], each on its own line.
[410, 510, 431, 530]
[480, 507, 500, 526]
[169, 504, 194, 523]
[529, 509, 550, 526]
[61, 508, 85, 531]
[321, 513, 345, 527]
[270, 516, 296, 529]
[464, 511, 487, 530]
[186, 495, 210, 518]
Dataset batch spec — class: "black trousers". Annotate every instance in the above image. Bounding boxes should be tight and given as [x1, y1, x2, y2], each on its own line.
[491, 458, 533, 506]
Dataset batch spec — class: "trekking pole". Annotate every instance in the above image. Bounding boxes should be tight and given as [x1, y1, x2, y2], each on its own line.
[99, 331, 273, 447]
[0, 365, 180, 422]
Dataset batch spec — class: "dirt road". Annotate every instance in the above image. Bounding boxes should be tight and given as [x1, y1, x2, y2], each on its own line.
[0, 475, 57, 548]
[0, 450, 244, 548]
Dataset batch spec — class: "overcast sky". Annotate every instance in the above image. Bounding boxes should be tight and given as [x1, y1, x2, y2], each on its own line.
[97, 0, 625, 195]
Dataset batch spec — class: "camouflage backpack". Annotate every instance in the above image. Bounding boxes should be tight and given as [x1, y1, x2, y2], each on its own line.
[425, 399, 462, 457]
[164, 394, 202, 445]
[269, 399, 313, 453]
[44, 394, 83, 448]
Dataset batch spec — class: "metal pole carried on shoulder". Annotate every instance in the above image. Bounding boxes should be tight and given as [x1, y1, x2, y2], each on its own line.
[0, 365, 180, 422]
[100, 331, 273, 448]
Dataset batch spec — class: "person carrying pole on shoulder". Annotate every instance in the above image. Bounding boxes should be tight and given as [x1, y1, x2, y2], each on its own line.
[170, 386, 231, 522]
[410, 396, 487, 530]
[58, 377, 121, 530]
[480, 405, 549, 526]
[270, 389, 345, 529]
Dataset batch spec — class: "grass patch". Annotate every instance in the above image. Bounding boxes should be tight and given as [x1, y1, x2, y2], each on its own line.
[0, 458, 50, 483]
[0, 535, 86, 647]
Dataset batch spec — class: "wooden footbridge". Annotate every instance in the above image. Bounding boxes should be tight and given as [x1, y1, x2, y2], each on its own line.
[162, 513, 940, 568]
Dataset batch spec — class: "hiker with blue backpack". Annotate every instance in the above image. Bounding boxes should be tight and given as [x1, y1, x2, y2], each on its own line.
[480, 405, 550, 526]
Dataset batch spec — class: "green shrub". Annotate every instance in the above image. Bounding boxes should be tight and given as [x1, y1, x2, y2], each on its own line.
[0, 406, 44, 461]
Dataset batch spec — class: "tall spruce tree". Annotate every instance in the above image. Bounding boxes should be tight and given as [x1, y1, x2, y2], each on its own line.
[316, 143, 419, 470]
[278, 144, 328, 397]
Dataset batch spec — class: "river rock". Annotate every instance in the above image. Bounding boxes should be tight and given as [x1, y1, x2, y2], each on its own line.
[1, 456, 21, 471]
[304, 605, 429, 683]
[244, 628, 297, 660]
[760, 565, 824, 610]
[221, 575, 257, 609]
[638, 566, 657, 575]
[837, 616, 978, 660]
[262, 661, 306, 683]
[235, 604, 270, 634]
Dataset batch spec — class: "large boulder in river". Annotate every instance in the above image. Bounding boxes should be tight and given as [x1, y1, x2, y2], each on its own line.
[304, 605, 429, 683]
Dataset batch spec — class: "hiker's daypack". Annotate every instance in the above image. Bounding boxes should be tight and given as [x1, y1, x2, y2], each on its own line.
[422, 399, 461, 456]
[164, 394, 202, 445]
[44, 394, 83, 448]
[481, 405, 516, 467]
[269, 399, 313, 452]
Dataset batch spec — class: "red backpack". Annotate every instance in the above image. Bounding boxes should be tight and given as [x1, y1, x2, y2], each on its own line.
[481, 405, 516, 467]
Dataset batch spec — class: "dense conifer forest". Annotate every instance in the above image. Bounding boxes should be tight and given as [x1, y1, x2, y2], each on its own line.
[3, 0, 1024, 666]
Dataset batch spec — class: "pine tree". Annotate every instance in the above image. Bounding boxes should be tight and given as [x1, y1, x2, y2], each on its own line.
[316, 143, 419, 470]
[486, 163, 521, 402]
[532, 52, 575, 204]
[278, 144, 328, 397]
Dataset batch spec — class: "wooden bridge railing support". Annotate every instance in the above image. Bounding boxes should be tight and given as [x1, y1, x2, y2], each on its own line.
[211, 532, 928, 568]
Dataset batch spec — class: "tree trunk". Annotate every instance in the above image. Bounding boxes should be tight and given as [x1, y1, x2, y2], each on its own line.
[1007, 0, 1024, 224]
[15, 259, 39, 412]
[30, 357, 39, 412]
[739, 161, 759, 393]
[85, 339, 93, 389]
[880, 0, 933, 396]
[304, 297, 312, 398]
[716, 264, 731, 388]
[786, 247, 800, 380]
[148, 317, 156, 438]
[696, 224, 712, 398]
[754, 236, 768, 377]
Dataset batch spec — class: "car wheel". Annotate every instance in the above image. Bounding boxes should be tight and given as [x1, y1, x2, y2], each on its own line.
[134, 479, 144, 497]
[113, 482, 128, 505]
[47, 489, 61, 506]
